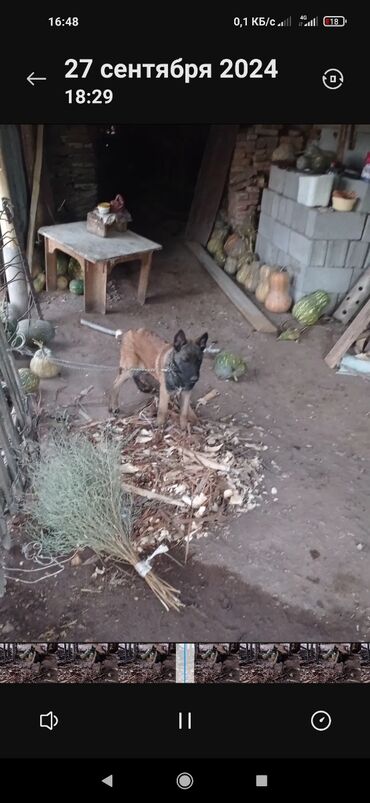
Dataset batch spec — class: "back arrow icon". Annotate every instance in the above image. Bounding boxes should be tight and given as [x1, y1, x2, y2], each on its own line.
[27, 72, 47, 86]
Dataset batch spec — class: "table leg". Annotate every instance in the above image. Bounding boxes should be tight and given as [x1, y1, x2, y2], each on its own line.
[84, 259, 107, 315]
[137, 251, 153, 305]
[45, 239, 57, 292]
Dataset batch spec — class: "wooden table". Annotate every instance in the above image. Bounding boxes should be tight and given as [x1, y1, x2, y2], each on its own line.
[38, 222, 162, 315]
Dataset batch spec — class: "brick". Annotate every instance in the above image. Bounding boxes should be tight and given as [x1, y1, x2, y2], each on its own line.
[362, 215, 370, 242]
[325, 240, 349, 267]
[345, 241, 369, 268]
[273, 221, 290, 252]
[268, 166, 285, 194]
[306, 209, 365, 240]
[299, 266, 354, 294]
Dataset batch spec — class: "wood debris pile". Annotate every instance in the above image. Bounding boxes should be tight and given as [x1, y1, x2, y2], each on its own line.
[79, 399, 266, 553]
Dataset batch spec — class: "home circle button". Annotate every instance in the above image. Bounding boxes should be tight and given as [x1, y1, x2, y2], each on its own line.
[176, 772, 194, 789]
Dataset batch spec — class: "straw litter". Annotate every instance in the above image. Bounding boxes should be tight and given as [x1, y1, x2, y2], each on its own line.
[77, 397, 266, 554]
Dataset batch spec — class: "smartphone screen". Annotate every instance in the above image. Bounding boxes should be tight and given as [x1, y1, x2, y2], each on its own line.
[0, 7, 368, 792]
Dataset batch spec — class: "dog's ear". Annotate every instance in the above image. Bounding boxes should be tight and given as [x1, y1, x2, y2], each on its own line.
[196, 332, 208, 351]
[173, 329, 187, 351]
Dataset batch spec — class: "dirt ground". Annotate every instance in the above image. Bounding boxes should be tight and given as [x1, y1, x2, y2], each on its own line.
[1, 230, 370, 642]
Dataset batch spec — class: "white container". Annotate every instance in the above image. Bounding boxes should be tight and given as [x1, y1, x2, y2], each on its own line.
[297, 174, 334, 207]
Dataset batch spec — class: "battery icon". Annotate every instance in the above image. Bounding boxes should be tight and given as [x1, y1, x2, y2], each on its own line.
[323, 16, 347, 26]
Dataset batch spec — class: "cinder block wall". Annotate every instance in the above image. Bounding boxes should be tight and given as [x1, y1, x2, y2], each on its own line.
[256, 166, 370, 309]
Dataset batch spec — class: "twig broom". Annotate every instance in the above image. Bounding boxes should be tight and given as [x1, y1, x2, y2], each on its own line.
[27, 434, 182, 611]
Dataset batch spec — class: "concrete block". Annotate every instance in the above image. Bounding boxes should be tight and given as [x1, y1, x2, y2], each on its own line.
[283, 170, 306, 200]
[277, 249, 289, 267]
[311, 240, 328, 267]
[305, 209, 365, 240]
[325, 240, 349, 267]
[271, 192, 280, 219]
[299, 266, 354, 294]
[345, 241, 369, 269]
[278, 197, 294, 227]
[260, 188, 274, 216]
[268, 165, 285, 194]
[273, 221, 290, 252]
[258, 213, 273, 239]
[339, 177, 370, 214]
[362, 215, 370, 242]
[268, 242, 280, 264]
[288, 231, 313, 265]
[291, 202, 310, 234]
[288, 231, 327, 266]
[255, 232, 270, 262]
[297, 173, 334, 207]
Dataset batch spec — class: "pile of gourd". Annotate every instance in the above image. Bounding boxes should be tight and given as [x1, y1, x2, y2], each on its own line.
[56, 253, 84, 295]
[207, 223, 331, 322]
[207, 222, 289, 307]
[32, 251, 84, 295]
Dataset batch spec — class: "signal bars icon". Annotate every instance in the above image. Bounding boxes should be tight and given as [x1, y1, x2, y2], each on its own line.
[299, 15, 319, 26]
[277, 16, 292, 27]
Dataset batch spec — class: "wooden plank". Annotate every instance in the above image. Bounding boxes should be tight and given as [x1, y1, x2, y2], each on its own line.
[186, 241, 277, 334]
[185, 125, 238, 245]
[26, 124, 44, 269]
[84, 259, 107, 315]
[333, 267, 370, 324]
[325, 297, 370, 369]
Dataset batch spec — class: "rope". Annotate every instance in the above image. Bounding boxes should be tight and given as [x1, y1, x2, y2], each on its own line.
[8, 346, 167, 373]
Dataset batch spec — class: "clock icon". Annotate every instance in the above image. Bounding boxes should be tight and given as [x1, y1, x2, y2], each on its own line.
[310, 710, 332, 731]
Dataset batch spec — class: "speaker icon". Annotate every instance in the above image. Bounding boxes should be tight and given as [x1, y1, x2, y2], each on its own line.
[39, 711, 59, 731]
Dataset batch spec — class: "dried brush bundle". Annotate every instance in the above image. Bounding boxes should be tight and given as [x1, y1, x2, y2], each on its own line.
[27, 434, 182, 611]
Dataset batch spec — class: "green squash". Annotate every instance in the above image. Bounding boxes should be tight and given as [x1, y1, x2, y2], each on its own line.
[68, 257, 83, 280]
[56, 253, 69, 276]
[214, 351, 247, 381]
[69, 278, 84, 295]
[33, 273, 46, 293]
[57, 275, 69, 291]
[18, 368, 40, 394]
[292, 291, 330, 326]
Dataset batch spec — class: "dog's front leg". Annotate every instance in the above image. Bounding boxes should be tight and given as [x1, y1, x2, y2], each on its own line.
[157, 383, 169, 427]
[180, 390, 197, 429]
[108, 369, 130, 413]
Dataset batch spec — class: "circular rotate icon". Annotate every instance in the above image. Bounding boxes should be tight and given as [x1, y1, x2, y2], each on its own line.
[311, 710, 332, 731]
[176, 772, 194, 789]
[322, 68, 344, 90]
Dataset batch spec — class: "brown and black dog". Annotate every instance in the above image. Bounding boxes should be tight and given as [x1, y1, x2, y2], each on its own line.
[109, 328, 208, 429]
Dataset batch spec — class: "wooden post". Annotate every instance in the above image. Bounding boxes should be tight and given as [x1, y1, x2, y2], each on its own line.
[0, 136, 28, 318]
[137, 251, 153, 305]
[26, 124, 44, 271]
